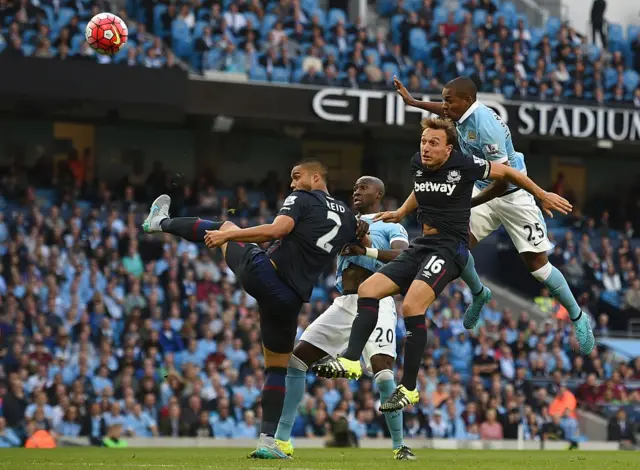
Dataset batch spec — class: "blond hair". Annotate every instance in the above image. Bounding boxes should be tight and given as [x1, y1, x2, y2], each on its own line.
[420, 117, 457, 146]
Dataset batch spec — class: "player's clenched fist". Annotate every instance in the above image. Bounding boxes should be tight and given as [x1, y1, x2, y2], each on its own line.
[340, 243, 366, 257]
[540, 192, 573, 218]
[204, 230, 229, 248]
[355, 218, 370, 239]
[373, 210, 403, 223]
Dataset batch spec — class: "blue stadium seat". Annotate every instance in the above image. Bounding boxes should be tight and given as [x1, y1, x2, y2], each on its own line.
[382, 62, 400, 77]
[472, 10, 487, 28]
[530, 27, 544, 46]
[546, 16, 561, 36]
[586, 43, 601, 62]
[260, 14, 277, 37]
[205, 49, 222, 69]
[244, 12, 260, 28]
[390, 14, 405, 44]
[311, 8, 327, 28]
[328, 8, 346, 27]
[193, 20, 208, 38]
[627, 24, 640, 41]
[433, 7, 448, 26]
[377, 0, 396, 16]
[249, 66, 268, 81]
[364, 48, 380, 65]
[454, 9, 466, 25]
[608, 23, 624, 44]
[271, 67, 291, 83]
[154, 4, 168, 33]
[292, 68, 305, 82]
[22, 44, 34, 56]
[500, 1, 517, 16]
[604, 68, 618, 88]
[623, 70, 640, 92]
[408, 28, 428, 61]
[301, 0, 318, 15]
[172, 20, 191, 41]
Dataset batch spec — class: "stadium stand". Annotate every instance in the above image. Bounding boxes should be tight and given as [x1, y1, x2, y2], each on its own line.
[0, 147, 638, 447]
[1, 0, 640, 104]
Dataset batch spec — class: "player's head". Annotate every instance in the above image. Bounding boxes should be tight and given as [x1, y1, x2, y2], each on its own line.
[290, 160, 329, 192]
[420, 117, 456, 169]
[352, 176, 385, 214]
[442, 77, 478, 122]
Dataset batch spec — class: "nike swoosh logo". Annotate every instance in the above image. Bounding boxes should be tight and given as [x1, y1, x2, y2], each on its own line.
[112, 25, 121, 45]
[533, 240, 543, 247]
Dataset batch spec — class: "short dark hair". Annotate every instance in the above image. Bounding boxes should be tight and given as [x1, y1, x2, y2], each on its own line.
[420, 117, 457, 146]
[444, 76, 478, 100]
[296, 159, 328, 182]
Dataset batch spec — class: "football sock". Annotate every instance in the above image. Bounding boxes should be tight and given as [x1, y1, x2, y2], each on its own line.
[160, 217, 224, 243]
[376, 369, 404, 450]
[400, 315, 427, 391]
[460, 253, 485, 296]
[342, 298, 380, 361]
[533, 263, 582, 321]
[275, 356, 308, 442]
[261, 367, 288, 437]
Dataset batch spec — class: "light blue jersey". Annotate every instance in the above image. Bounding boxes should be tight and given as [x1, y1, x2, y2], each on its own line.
[455, 101, 527, 191]
[335, 216, 409, 294]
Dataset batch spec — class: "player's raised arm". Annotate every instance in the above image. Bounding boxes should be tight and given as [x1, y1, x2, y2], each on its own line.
[394, 76, 445, 117]
[372, 191, 417, 223]
[488, 163, 573, 218]
[470, 178, 510, 208]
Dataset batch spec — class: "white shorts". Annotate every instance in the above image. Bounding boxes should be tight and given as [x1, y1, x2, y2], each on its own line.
[470, 186, 553, 254]
[299, 294, 397, 373]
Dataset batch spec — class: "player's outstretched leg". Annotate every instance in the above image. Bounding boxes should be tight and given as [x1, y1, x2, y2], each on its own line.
[142, 194, 225, 241]
[527, 257, 594, 355]
[460, 253, 492, 329]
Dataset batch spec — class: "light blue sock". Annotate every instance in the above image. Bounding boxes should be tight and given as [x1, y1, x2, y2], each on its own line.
[461, 253, 484, 296]
[376, 370, 404, 450]
[539, 265, 582, 321]
[274, 365, 306, 442]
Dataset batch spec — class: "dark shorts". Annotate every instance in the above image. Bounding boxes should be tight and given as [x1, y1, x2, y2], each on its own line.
[379, 239, 468, 297]
[225, 241, 302, 354]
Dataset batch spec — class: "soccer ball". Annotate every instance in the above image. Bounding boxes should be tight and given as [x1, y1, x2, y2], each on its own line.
[85, 13, 128, 56]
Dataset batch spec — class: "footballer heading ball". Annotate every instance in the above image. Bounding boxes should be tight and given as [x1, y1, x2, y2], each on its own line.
[86, 13, 128, 56]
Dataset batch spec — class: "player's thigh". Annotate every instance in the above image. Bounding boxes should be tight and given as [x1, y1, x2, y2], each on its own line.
[374, 248, 423, 297]
[299, 295, 356, 360]
[497, 190, 553, 254]
[224, 241, 260, 281]
[363, 296, 397, 373]
[217, 221, 240, 257]
[260, 298, 302, 357]
[409, 246, 463, 312]
[470, 186, 502, 243]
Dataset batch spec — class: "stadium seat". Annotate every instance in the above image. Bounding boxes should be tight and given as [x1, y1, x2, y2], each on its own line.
[364, 48, 380, 65]
[260, 14, 277, 38]
[249, 66, 268, 81]
[627, 24, 640, 41]
[623, 70, 640, 93]
[311, 8, 327, 28]
[328, 9, 346, 27]
[390, 14, 405, 44]
[604, 68, 618, 88]
[500, 2, 517, 17]
[377, 0, 396, 16]
[271, 67, 291, 83]
[530, 27, 544, 46]
[546, 16, 562, 36]
[382, 62, 400, 77]
[153, 4, 168, 34]
[473, 10, 487, 28]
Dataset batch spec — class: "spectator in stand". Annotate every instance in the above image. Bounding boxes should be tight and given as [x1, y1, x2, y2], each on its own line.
[590, 0, 607, 48]
[624, 279, 640, 312]
[607, 408, 637, 448]
[479, 409, 503, 440]
[603, 265, 622, 293]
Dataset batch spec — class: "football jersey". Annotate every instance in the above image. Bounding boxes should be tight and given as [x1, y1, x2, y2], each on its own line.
[455, 101, 527, 191]
[335, 216, 409, 294]
[411, 150, 490, 246]
[268, 190, 357, 302]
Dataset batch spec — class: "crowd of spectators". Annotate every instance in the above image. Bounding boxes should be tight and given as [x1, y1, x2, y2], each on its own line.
[0, 150, 638, 449]
[2, 1, 640, 105]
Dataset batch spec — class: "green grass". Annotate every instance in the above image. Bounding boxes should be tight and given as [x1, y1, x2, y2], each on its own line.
[0, 448, 639, 470]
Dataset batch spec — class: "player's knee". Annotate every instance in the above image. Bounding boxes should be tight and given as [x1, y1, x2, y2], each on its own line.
[288, 354, 309, 371]
[357, 280, 379, 299]
[523, 252, 550, 276]
[402, 297, 428, 318]
[291, 341, 326, 368]
[370, 354, 394, 375]
[530, 261, 553, 283]
[263, 345, 292, 368]
[219, 221, 238, 232]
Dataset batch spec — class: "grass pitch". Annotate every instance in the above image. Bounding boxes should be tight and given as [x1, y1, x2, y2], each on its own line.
[0, 448, 638, 470]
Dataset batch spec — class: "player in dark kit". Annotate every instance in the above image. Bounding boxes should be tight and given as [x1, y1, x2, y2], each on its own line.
[142, 160, 358, 458]
[314, 118, 572, 412]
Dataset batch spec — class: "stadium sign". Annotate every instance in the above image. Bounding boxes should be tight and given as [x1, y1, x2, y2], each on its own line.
[517, 103, 640, 141]
[311, 88, 509, 126]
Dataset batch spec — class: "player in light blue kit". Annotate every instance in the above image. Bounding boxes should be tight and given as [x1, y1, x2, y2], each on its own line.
[394, 76, 594, 356]
[270, 176, 415, 460]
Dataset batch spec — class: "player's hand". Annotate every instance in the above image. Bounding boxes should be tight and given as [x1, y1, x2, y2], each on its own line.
[372, 210, 403, 223]
[340, 243, 366, 257]
[355, 218, 370, 239]
[204, 230, 229, 248]
[540, 192, 573, 218]
[393, 76, 415, 105]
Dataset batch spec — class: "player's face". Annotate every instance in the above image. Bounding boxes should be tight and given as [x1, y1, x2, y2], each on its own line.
[420, 128, 453, 168]
[289, 165, 314, 191]
[442, 88, 471, 122]
[352, 178, 378, 212]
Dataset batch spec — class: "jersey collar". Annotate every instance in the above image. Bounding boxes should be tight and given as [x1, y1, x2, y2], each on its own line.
[457, 101, 480, 125]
